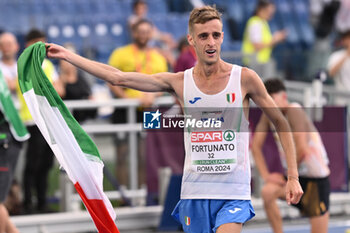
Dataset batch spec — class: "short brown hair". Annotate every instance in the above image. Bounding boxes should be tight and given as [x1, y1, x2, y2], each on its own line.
[188, 5, 222, 34]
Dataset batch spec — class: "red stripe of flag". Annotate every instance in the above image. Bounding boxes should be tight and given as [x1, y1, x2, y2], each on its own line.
[75, 182, 120, 233]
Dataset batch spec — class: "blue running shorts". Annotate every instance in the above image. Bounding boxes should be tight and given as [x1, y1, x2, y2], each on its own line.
[171, 199, 255, 233]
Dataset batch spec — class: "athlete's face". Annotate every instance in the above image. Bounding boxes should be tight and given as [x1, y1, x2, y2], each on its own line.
[271, 91, 288, 108]
[187, 19, 223, 66]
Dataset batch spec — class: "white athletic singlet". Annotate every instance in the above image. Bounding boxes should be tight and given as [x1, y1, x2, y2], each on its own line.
[181, 65, 251, 200]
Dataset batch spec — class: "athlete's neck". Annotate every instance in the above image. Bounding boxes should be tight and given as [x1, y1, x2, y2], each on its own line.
[195, 60, 224, 79]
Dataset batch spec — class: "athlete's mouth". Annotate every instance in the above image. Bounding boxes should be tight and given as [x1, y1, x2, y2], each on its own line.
[206, 49, 216, 55]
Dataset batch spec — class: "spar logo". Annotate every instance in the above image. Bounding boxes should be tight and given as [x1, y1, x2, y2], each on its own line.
[191, 130, 235, 142]
[191, 131, 222, 142]
[223, 130, 235, 141]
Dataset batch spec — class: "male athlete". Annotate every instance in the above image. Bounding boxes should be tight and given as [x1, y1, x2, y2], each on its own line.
[46, 6, 303, 233]
[251, 78, 330, 233]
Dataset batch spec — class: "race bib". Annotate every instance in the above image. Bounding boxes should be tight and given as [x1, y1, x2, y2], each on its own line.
[190, 130, 237, 173]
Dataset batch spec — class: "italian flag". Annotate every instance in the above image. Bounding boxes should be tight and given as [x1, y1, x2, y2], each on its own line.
[226, 93, 235, 103]
[185, 216, 190, 226]
[17, 42, 119, 233]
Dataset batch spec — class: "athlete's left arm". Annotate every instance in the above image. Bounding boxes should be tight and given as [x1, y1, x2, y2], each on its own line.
[242, 68, 303, 205]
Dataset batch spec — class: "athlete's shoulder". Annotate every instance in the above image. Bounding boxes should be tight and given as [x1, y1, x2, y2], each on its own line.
[241, 66, 261, 84]
[172, 71, 185, 80]
[156, 70, 184, 81]
[164, 71, 184, 88]
[240, 67, 267, 98]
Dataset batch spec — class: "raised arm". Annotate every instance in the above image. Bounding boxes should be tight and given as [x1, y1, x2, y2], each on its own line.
[242, 68, 303, 204]
[46, 43, 175, 93]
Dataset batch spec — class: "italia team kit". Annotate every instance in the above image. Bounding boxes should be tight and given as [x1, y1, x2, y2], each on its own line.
[172, 65, 255, 232]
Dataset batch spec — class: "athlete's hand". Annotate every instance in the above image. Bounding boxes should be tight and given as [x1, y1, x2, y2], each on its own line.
[285, 177, 303, 205]
[45, 43, 68, 60]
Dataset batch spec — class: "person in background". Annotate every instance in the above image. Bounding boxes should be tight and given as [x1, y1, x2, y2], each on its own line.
[0, 32, 23, 216]
[0, 32, 19, 96]
[59, 43, 96, 123]
[128, 0, 177, 67]
[174, 36, 197, 72]
[108, 19, 167, 189]
[18, 29, 64, 214]
[327, 30, 350, 105]
[242, 0, 286, 79]
[0, 66, 30, 232]
[251, 78, 330, 233]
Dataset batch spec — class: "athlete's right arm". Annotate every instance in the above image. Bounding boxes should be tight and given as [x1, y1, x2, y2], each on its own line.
[46, 43, 175, 93]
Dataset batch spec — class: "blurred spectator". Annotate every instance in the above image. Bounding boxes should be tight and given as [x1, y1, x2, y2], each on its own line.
[18, 29, 63, 214]
[0, 32, 19, 97]
[174, 36, 197, 72]
[0, 102, 20, 233]
[168, 0, 197, 12]
[335, 0, 350, 33]
[128, 0, 177, 67]
[307, 1, 340, 79]
[252, 78, 330, 233]
[128, 0, 148, 28]
[108, 19, 168, 189]
[315, 0, 340, 39]
[0, 32, 25, 217]
[4, 180, 21, 216]
[59, 43, 96, 123]
[0, 67, 29, 232]
[242, 0, 286, 80]
[327, 30, 350, 105]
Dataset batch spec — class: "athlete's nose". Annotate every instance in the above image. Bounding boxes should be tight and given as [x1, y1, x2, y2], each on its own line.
[207, 35, 215, 46]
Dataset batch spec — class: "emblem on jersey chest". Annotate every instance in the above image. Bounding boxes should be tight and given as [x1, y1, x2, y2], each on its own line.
[226, 93, 235, 103]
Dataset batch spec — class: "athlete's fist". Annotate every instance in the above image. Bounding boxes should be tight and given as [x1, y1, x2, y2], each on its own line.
[45, 43, 68, 60]
[285, 177, 303, 205]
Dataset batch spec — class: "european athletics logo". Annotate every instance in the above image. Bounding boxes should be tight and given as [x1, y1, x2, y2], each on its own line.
[143, 109, 162, 129]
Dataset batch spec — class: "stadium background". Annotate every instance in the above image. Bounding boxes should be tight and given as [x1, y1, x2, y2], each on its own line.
[0, 0, 320, 79]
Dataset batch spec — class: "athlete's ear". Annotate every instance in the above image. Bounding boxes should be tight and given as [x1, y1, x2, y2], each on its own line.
[187, 33, 194, 46]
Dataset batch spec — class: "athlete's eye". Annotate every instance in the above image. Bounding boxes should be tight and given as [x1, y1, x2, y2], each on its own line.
[213, 32, 221, 39]
[198, 33, 208, 39]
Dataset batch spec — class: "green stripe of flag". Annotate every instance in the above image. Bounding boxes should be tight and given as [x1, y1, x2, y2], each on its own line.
[17, 42, 101, 160]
